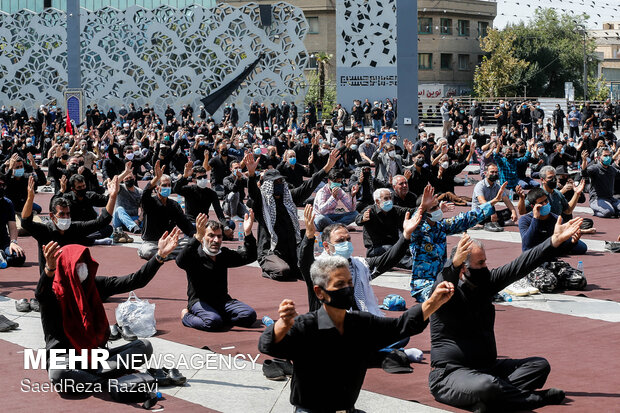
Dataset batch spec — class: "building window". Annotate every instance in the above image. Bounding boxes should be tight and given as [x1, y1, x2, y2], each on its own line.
[440, 53, 452, 70]
[440, 18, 452, 35]
[418, 53, 432, 70]
[307, 17, 319, 34]
[458, 54, 469, 70]
[418, 17, 432, 34]
[478, 21, 489, 38]
[457, 20, 470, 37]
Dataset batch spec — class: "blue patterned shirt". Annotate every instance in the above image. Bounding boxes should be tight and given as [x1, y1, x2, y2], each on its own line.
[409, 202, 494, 295]
[493, 151, 531, 189]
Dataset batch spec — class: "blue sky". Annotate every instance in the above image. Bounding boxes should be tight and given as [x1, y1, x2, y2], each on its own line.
[493, 0, 620, 29]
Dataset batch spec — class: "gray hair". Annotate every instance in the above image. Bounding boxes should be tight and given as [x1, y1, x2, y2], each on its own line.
[310, 255, 349, 289]
[391, 174, 406, 187]
[449, 238, 485, 267]
[159, 174, 171, 183]
[373, 188, 391, 202]
[539, 165, 555, 179]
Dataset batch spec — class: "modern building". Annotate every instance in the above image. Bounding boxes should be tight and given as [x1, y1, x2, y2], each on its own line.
[0, 0, 215, 13]
[589, 21, 620, 99]
[417, 0, 497, 95]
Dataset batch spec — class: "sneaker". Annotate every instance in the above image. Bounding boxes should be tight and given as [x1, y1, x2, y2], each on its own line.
[0, 314, 18, 330]
[94, 238, 113, 246]
[484, 222, 504, 232]
[471, 224, 484, 230]
[504, 278, 539, 296]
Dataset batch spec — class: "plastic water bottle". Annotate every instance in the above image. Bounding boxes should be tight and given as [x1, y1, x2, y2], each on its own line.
[314, 238, 319, 254]
[318, 233, 323, 250]
[238, 230, 244, 241]
[262, 316, 274, 327]
[577, 261, 584, 274]
[509, 189, 514, 201]
[498, 291, 512, 302]
[464, 176, 470, 186]
[0, 253, 7, 269]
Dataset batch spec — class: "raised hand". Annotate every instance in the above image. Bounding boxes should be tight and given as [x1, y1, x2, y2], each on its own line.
[324, 149, 341, 172]
[514, 185, 525, 199]
[402, 210, 423, 239]
[183, 160, 193, 178]
[452, 233, 473, 267]
[243, 152, 259, 176]
[43, 241, 61, 277]
[27, 175, 36, 198]
[361, 207, 371, 223]
[574, 179, 586, 194]
[107, 175, 120, 197]
[490, 181, 508, 205]
[303, 204, 316, 238]
[420, 183, 436, 212]
[428, 281, 455, 307]
[551, 216, 583, 248]
[59, 175, 68, 193]
[440, 201, 455, 213]
[243, 208, 254, 236]
[194, 212, 207, 242]
[404, 168, 412, 180]
[278, 299, 298, 329]
[157, 227, 182, 259]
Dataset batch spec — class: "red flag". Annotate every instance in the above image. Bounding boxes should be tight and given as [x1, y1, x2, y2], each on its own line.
[66, 108, 73, 135]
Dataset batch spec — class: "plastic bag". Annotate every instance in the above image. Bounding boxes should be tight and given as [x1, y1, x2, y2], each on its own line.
[115, 291, 156, 338]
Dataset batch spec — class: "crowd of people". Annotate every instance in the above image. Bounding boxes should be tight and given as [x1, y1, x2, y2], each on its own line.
[0, 96, 619, 412]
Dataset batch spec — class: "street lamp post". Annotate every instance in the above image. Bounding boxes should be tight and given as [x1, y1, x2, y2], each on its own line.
[577, 24, 588, 102]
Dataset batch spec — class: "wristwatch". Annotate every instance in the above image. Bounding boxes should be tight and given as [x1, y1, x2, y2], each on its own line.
[10, 239, 17, 244]
[154, 253, 165, 263]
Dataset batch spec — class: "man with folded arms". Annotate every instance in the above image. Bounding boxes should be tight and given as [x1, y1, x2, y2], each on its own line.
[259, 255, 454, 413]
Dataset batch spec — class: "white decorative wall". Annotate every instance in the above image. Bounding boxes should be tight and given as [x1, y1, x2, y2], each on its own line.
[336, 0, 397, 105]
[0, 2, 309, 120]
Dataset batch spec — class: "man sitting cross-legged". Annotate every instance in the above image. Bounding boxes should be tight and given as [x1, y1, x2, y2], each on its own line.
[176, 210, 258, 331]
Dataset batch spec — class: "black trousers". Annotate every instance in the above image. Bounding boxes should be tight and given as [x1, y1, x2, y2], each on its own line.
[429, 357, 551, 411]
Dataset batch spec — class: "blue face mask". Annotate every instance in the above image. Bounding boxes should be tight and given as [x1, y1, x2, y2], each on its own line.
[602, 155, 612, 166]
[539, 203, 551, 216]
[381, 200, 393, 212]
[333, 241, 354, 259]
[288, 157, 297, 166]
[303, 138, 309, 144]
[160, 186, 171, 198]
[14, 168, 24, 177]
[330, 182, 342, 190]
[254, 148, 261, 156]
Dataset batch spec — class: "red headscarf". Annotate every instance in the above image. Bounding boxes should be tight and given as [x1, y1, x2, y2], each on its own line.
[52, 244, 110, 352]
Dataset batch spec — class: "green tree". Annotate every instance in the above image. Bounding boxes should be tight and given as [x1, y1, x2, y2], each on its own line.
[476, 8, 600, 98]
[588, 75, 611, 101]
[304, 70, 336, 111]
[474, 30, 529, 97]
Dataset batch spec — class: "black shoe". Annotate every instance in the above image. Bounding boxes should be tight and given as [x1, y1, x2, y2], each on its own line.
[539, 388, 566, 405]
[272, 359, 293, 377]
[0, 314, 19, 330]
[164, 368, 186, 386]
[147, 368, 172, 386]
[262, 359, 286, 381]
[109, 324, 121, 341]
[471, 401, 488, 413]
[484, 222, 504, 232]
[15, 298, 30, 312]
[29, 298, 40, 312]
[121, 325, 137, 341]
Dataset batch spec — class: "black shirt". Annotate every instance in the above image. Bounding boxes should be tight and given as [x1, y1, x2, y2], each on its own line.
[176, 235, 257, 309]
[51, 191, 108, 222]
[208, 155, 233, 186]
[354, 204, 414, 249]
[393, 190, 418, 208]
[430, 239, 563, 369]
[258, 304, 428, 410]
[140, 183, 195, 242]
[172, 177, 226, 224]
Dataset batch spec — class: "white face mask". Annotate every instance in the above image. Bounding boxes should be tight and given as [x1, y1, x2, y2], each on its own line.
[56, 217, 71, 231]
[202, 241, 221, 256]
[319, 148, 330, 156]
[76, 263, 88, 282]
[388, 150, 396, 158]
[196, 178, 208, 188]
[441, 161, 449, 169]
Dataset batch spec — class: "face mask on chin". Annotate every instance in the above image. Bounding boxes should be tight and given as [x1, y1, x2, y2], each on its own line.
[202, 240, 221, 256]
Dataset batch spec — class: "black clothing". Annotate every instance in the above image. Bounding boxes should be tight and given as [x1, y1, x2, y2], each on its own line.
[36, 255, 163, 354]
[208, 154, 233, 186]
[355, 204, 414, 250]
[172, 177, 226, 224]
[21, 209, 112, 273]
[51, 191, 108, 222]
[176, 235, 257, 310]
[393, 191, 418, 208]
[258, 304, 427, 411]
[140, 183, 194, 242]
[5, 169, 46, 211]
[248, 169, 325, 266]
